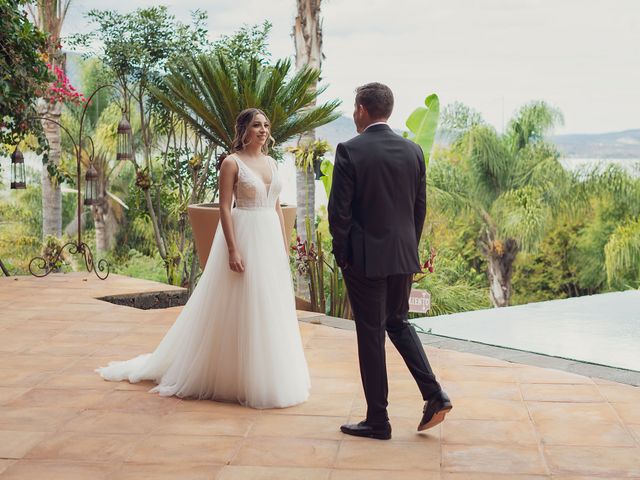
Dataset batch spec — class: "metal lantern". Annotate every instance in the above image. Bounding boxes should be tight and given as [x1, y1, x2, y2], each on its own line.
[10, 147, 26, 189]
[83, 163, 99, 206]
[116, 116, 133, 160]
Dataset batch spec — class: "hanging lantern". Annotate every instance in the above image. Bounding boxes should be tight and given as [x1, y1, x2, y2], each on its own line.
[84, 163, 99, 206]
[116, 115, 133, 160]
[10, 147, 26, 189]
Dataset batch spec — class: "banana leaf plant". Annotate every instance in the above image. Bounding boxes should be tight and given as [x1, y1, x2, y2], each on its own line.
[406, 93, 440, 168]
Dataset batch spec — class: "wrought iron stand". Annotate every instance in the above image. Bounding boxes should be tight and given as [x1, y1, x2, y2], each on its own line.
[28, 85, 132, 280]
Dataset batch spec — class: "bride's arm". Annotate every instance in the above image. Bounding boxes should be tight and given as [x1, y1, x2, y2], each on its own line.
[275, 198, 288, 253]
[219, 157, 244, 272]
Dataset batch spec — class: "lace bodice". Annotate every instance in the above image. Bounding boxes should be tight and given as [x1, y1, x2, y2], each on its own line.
[232, 154, 281, 209]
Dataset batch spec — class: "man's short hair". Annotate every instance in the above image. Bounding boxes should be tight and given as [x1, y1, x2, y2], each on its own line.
[355, 82, 394, 119]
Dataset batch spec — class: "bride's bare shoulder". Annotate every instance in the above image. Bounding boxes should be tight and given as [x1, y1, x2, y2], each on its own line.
[220, 154, 239, 173]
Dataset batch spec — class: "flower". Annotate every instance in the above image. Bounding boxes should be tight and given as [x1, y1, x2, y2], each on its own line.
[42, 63, 86, 105]
[416, 247, 437, 280]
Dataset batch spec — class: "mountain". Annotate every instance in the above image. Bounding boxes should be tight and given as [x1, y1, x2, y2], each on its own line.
[318, 116, 640, 160]
[551, 130, 640, 159]
[316, 116, 358, 146]
[64, 50, 639, 160]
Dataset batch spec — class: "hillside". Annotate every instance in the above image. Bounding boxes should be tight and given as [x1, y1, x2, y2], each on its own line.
[65, 51, 640, 160]
[551, 130, 640, 158]
[318, 117, 640, 159]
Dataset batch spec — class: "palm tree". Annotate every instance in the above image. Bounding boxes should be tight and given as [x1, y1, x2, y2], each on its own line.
[151, 54, 340, 157]
[293, 0, 323, 248]
[605, 218, 640, 286]
[574, 164, 640, 289]
[29, 0, 72, 239]
[430, 101, 565, 306]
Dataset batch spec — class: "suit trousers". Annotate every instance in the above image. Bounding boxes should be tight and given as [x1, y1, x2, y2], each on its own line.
[343, 268, 441, 424]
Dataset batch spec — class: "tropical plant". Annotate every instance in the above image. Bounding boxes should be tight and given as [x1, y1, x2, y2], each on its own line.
[430, 100, 566, 306]
[212, 21, 273, 71]
[69, 7, 211, 252]
[151, 52, 340, 287]
[292, 218, 352, 319]
[0, 182, 43, 274]
[574, 164, 640, 289]
[152, 55, 340, 154]
[28, 0, 74, 239]
[68, 7, 219, 285]
[61, 66, 129, 254]
[605, 218, 640, 287]
[0, 0, 52, 156]
[40, 233, 70, 272]
[405, 93, 440, 167]
[438, 101, 484, 139]
[511, 217, 585, 303]
[293, 0, 324, 282]
[410, 206, 491, 316]
[287, 139, 331, 178]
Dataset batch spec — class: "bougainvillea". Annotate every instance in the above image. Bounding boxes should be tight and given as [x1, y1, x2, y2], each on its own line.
[0, 0, 52, 156]
[43, 63, 87, 106]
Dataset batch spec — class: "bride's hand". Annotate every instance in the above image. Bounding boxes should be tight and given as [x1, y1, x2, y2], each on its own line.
[229, 250, 245, 273]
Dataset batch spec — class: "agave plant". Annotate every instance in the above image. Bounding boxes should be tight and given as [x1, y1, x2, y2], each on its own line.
[151, 54, 341, 152]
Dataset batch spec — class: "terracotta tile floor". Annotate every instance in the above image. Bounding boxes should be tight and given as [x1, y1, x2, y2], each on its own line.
[1, 273, 639, 479]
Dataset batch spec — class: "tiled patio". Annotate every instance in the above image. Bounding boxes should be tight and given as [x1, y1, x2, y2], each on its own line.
[0, 273, 639, 479]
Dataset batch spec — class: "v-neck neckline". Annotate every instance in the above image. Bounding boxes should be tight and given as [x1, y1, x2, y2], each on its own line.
[234, 154, 273, 197]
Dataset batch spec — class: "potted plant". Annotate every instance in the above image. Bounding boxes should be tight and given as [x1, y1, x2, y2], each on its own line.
[153, 55, 340, 268]
[287, 139, 332, 180]
[187, 202, 297, 266]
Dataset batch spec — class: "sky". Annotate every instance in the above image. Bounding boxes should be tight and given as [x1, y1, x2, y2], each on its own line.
[62, 0, 640, 135]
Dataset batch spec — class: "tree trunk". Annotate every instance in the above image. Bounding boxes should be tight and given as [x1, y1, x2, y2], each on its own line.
[39, 101, 63, 239]
[31, 1, 69, 239]
[92, 196, 113, 253]
[293, 0, 323, 72]
[293, 0, 323, 298]
[485, 238, 519, 307]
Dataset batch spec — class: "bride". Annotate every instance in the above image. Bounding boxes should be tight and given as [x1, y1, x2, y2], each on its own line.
[97, 108, 311, 409]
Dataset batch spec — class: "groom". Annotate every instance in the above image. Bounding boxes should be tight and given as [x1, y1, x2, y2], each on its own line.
[328, 83, 452, 440]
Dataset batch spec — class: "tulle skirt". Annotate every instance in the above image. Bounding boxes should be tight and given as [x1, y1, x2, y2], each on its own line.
[97, 207, 310, 409]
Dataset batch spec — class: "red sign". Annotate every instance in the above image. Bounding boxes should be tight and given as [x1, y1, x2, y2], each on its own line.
[409, 289, 431, 314]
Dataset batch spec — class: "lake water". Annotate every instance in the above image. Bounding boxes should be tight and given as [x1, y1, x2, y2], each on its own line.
[560, 157, 640, 176]
[412, 290, 640, 371]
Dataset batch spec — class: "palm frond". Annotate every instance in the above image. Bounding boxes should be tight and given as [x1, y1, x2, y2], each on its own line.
[462, 124, 511, 201]
[604, 218, 640, 286]
[576, 164, 639, 208]
[512, 140, 568, 209]
[419, 275, 490, 316]
[491, 186, 550, 252]
[427, 158, 473, 215]
[151, 54, 341, 152]
[506, 100, 564, 152]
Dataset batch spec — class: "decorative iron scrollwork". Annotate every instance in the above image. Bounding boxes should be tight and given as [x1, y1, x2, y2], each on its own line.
[29, 241, 110, 280]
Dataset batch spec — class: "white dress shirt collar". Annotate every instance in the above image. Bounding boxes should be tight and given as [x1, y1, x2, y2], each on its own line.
[364, 121, 389, 132]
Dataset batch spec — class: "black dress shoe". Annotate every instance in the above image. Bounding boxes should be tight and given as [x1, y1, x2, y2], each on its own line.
[340, 420, 392, 440]
[418, 390, 452, 431]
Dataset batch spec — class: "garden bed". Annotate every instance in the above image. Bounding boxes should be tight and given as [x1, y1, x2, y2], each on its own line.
[98, 289, 188, 310]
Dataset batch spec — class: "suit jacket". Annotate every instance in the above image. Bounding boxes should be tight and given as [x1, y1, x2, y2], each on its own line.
[328, 124, 426, 278]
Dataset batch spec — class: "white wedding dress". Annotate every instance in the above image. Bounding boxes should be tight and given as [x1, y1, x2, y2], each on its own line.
[97, 155, 310, 408]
